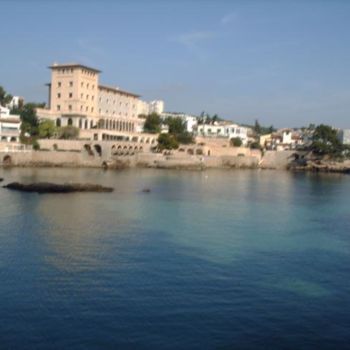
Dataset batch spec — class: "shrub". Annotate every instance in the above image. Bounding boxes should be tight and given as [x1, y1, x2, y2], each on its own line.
[230, 137, 242, 147]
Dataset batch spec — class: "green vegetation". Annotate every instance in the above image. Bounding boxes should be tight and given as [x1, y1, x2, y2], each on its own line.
[164, 117, 194, 145]
[157, 133, 179, 150]
[143, 113, 162, 133]
[0, 86, 12, 106]
[58, 126, 79, 140]
[253, 119, 275, 136]
[198, 111, 222, 125]
[38, 120, 57, 139]
[249, 141, 262, 150]
[230, 137, 243, 147]
[311, 124, 348, 158]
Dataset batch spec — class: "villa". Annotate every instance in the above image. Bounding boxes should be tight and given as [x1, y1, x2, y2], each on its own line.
[36, 63, 160, 142]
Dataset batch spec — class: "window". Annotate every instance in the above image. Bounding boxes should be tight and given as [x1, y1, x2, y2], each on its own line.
[81, 93, 83, 99]
[57, 105, 61, 111]
[87, 83, 89, 89]
[86, 95, 89, 100]
[81, 82, 84, 88]
[91, 107, 94, 113]
[91, 95, 94, 101]
[69, 81, 73, 87]
[80, 105, 83, 111]
[92, 85, 95, 89]
[69, 93, 73, 98]
[86, 106, 88, 112]
[99, 109, 101, 114]
[57, 93, 61, 98]
[68, 105, 72, 111]
[58, 82, 61, 87]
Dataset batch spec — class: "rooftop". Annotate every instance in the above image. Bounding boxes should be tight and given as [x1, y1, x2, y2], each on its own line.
[48, 63, 101, 73]
[98, 84, 140, 98]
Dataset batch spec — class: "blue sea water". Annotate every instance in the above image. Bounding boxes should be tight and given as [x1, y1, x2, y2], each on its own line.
[0, 168, 350, 349]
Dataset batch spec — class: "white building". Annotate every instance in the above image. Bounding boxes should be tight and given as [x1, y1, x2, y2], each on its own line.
[161, 112, 198, 133]
[338, 129, 350, 145]
[149, 100, 164, 114]
[6, 96, 23, 110]
[137, 100, 165, 116]
[0, 106, 21, 142]
[196, 122, 249, 145]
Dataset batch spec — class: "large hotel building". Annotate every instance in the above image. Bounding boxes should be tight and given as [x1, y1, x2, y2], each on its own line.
[37, 63, 157, 141]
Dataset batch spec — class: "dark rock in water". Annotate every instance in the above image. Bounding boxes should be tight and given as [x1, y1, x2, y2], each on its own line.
[142, 188, 151, 193]
[3, 182, 114, 193]
[0, 178, 3, 182]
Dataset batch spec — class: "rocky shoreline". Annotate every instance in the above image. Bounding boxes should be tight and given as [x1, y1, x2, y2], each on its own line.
[289, 160, 350, 174]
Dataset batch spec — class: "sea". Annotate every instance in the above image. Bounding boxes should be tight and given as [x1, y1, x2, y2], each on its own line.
[0, 167, 349, 349]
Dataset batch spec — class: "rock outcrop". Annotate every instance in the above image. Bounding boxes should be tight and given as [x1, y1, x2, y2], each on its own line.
[3, 182, 114, 193]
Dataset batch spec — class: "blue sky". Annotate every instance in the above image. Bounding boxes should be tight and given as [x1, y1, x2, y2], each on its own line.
[1, 0, 350, 128]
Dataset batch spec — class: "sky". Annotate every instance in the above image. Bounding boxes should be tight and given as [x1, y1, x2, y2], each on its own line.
[1, 0, 350, 128]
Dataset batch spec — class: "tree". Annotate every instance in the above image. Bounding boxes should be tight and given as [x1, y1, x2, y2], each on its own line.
[230, 137, 243, 147]
[20, 103, 39, 137]
[143, 113, 162, 133]
[165, 117, 186, 134]
[58, 126, 79, 140]
[311, 124, 343, 157]
[0, 86, 12, 106]
[38, 120, 57, 139]
[249, 141, 262, 150]
[254, 119, 262, 135]
[157, 133, 179, 150]
[176, 132, 194, 144]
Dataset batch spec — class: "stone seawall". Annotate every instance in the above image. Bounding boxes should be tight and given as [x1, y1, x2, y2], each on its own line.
[0, 149, 294, 170]
[0, 151, 103, 168]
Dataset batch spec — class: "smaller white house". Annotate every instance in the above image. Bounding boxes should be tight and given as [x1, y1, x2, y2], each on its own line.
[196, 122, 249, 145]
[0, 106, 21, 142]
[161, 112, 198, 133]
[338, 129, 350, 145]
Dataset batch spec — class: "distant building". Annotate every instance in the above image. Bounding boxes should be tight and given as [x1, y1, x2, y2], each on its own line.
[338, 129, 350, 145]
[0, 106, 21, 142]
[196, 122, 249, 145]
[260, 128, 304, 150]
[149, 100, 164, 114]
[137, 100, 165, 116]
[6, 96, 24, 110]
[161, 112, 198, 133]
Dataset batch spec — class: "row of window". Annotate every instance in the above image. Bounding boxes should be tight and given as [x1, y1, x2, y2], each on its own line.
[100, 97, 135, 108]
[199, 128, 242, 134]
[57, 81, 73, 88]
[56, 105, 94, 113]
[56, 81, 96, 89]
[57, 93, 96, 101]
[81, 82, 95, 89]
[56, 68, 96, 78]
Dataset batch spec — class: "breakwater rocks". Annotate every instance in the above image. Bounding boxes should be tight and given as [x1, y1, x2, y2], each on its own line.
[3, 182, 114, 193]
[289, 160, 350, 174]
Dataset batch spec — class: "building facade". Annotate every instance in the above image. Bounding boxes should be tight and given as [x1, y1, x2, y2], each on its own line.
[196, 122, 249, 145]
[37, 63, 146, 141]
[0, 106, 21, 142]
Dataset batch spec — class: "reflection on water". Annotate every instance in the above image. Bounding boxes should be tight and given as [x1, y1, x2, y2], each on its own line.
[0, 168, 350, 349]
